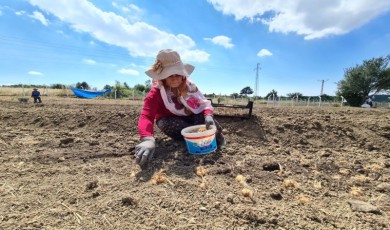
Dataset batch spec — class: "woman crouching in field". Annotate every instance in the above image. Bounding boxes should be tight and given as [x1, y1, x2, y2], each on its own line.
[134, 49, 225, 167]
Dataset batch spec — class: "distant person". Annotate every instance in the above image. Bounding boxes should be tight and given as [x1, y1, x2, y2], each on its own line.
[134, 49, 225, 167]
[31, 88, 42, 103]
[217, 97, 221, 104]
[366, 97, 373, 107]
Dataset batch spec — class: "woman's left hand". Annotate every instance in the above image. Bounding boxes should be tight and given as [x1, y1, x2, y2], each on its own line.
[205, 115, 215, 129]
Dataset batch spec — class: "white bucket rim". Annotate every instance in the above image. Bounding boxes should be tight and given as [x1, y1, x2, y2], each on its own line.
[181, 125, 216, 138]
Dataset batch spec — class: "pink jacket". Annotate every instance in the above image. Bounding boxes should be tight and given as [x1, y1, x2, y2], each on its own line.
[138, 87, 213, 138]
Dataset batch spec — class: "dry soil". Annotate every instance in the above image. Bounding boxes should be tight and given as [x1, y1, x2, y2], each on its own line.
[0, 97, 389, 229]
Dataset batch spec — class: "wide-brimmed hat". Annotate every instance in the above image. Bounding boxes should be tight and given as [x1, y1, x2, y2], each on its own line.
[145, 49, 194, 81]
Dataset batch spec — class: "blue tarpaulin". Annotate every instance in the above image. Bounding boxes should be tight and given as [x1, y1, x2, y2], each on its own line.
[71, 88, 111, 99]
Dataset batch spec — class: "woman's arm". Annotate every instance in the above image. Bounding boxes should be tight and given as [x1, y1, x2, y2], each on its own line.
[138, 88, 160, 139]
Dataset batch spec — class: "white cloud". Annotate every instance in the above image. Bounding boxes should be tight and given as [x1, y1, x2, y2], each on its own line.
[128, 4, 142, 13]
[15, 11, 25, 16]
[0, 10, 2, 16]
[180, 49, 210, 63]
[28, 0, 209, 62]
[257, 49, 272, 57]
[82, 59, 96, 65]
[207, 0, 390, 40]
[204, 35, 234, 48]
[113, 2, 142, 14]
[28, 71, 43, 76]
[30, 11, 49, 26]
[118, 68, 139, 75]
[112, 2, 143, 23]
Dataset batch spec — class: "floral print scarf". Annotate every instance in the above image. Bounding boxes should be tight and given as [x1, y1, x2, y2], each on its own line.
[157, 79, 213, 116]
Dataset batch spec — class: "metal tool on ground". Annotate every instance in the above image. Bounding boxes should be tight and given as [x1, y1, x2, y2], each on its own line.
[208, 99, 253, 118]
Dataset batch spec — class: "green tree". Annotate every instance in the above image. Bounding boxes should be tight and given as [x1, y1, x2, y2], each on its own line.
[145, 80, 152, 93]
[204, 93, 216, 98]
[124, 82, 130, 89]
[240, 86, 254, 97]
[103, 81, 130, 98]
[336, 55, 390, 106]
[76, 81, 90, 90]
[320, 94, 334, 101]
[265, 89, 278, 98]
[50, 83, 65, 89]
[287, 92, 303, 98]
[230, 93, 239, 98]
[134, 84, 146, 92]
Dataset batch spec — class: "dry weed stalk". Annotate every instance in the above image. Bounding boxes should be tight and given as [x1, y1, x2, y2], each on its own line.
[332, 175, 341, 180]
[276, 163, 284, 177]
[331, 175, 342, 192]
[350, 186, 364, 196]
[199, 181, 208, 189]
[351, 175, 369, 183]
[283, 179, 300, 189]
[102, 214, 113, 227]
[61, 203, 83, 223]
[339, 168, 350, 175]
[364, 163, 382, 172]
[295, 194, 310, 204]
[313, 180, 322, 189]
[235, 174, 247, 186]
[195, 166, 207, 177]
[151, 168, 173, 185]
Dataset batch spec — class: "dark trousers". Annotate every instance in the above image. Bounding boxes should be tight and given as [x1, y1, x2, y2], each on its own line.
[33, 97, 42, 103]
[156, 113, 224, 145]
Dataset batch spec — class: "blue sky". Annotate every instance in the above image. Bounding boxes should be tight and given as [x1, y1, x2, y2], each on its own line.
[1, 0, 390, 96]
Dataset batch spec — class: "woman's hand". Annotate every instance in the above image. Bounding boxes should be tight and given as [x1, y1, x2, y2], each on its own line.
[205, 114, 215, 129]
[134, 137, 156, 166]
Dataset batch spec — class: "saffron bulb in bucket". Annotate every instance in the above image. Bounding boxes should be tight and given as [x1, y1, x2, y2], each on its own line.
[181, 125, 217, 154]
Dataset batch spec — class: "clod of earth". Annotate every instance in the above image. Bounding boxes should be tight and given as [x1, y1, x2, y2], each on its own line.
[86, 181, 98, 190]
[263, 162, 280, 171]
[348, 199, 382, 214]
[121, 197, 138, 206]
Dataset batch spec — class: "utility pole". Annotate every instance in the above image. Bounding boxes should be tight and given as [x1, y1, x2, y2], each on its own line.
[254, 63, 260, 98]
[318, 79, 328, 95]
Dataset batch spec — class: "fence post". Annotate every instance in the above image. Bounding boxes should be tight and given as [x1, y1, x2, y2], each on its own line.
[267, 95, 272, 106]
[341, 96, 345, 107]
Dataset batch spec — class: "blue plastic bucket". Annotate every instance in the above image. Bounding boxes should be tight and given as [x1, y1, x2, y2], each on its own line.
[181, 125, 217, 154]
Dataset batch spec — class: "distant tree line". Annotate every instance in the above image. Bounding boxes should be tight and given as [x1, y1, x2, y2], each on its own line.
[1, 80, 153, 99]
[207, 54, 390, 106]
[205, 87, 336, 102]
[1, 83, 64, 89]
[3, 54, 388, 104]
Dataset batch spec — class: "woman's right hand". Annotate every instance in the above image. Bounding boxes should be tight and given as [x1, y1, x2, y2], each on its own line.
[134, 137, 156, 166]
[205, 114, 215, 129]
